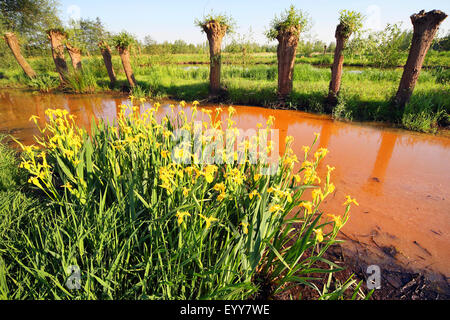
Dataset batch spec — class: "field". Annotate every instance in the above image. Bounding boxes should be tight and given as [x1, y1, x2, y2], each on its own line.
[1, 51, 449, 133]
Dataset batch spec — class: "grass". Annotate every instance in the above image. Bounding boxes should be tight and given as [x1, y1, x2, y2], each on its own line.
[0, 135, 23, 191]
[0, 104, 371, 300]
[65, 68, 98, 94]
[401, 92, 449, 133]
[0, 52, 448, 133]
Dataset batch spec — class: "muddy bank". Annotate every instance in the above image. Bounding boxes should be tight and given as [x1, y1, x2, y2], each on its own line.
[327, 241, 450, 300]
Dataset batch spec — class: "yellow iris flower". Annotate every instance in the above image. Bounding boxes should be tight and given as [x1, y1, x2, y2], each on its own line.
[299, 201, 314, 214]
[240, 222, 249, 234]
[343, 195, 359, 206]
[314, 229, 324, 242]
[249, 190, 261, 200]
[328, 214, 343, 229]
[176, 211, 191, 226]
[199, 214, 218, 229]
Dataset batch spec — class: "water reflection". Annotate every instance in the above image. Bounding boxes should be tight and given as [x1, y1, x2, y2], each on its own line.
[318, 120, 334, 149]
[364, 132, 398, 196]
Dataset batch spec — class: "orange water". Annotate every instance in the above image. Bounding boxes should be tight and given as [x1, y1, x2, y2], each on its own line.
[1, 89, 449, 277]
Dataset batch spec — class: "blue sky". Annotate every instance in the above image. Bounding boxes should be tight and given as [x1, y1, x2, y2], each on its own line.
[59, 0, 450, 45]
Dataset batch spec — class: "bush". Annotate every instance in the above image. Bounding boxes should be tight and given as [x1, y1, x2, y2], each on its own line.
[7, 103, 362, 299]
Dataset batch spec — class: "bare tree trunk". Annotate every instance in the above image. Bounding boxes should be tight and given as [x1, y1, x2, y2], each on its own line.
[3, 32, 36, 78]
[47, 29, 69, 83]
[276, 26, 300, 101]
[99, 42, 116, 87]
[395, 10, 447, 108]
[327, 23, 350, 106]
[65, 42, 83, 71]
[118, 46, 136, 88]
[202, 21, 227, 95]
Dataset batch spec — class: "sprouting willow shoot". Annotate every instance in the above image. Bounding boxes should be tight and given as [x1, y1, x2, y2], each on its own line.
[195, 11, 236, 34]
[338, 10, 364, 39]
[111, 31, 136, 49]
[266, 5, 311, 40]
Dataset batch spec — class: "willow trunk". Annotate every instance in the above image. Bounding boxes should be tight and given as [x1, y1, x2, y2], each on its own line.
[203, 21, 227, 95]
[99, 43, 116, 86]
[118, 47, 136, 88]
[66, 43, 83, 71]
[4, 32, 36, 78]
[276, 26, 300, 100]
[327, 24, 350, 106]
[395, 10, 447, 108]
[47, 30, 69, 83]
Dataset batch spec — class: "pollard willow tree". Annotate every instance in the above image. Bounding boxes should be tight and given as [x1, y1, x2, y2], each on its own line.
[47, 28, 69, 83]
[98, 41, 117, 87]
[65, 42, 82, 71]
[394, 10, 447, 108]
[112, 32, 136, 88]
[3, 32, 36, 78]
[327, 10, 363, 107]
[65, 27, 84, 71]
[266, 5, 310, 102]
[196, 13, 234, 95]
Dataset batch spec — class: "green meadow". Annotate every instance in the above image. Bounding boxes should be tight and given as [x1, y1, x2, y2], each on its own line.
[1, 52, 448, 133]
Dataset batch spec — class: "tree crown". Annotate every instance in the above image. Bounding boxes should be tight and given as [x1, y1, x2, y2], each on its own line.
[195, 11, 235, 34]
[111, 31, 136, 49]
[46, 27, 67, 37]
[266, 5, 311, 40]
[338, 10, 364, 38]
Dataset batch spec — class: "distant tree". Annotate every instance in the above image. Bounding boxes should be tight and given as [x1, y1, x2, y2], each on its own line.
[1, 0, 62, 54]
[266, 5, 311, 101]
[77, 17, 108, 54]
[144, 35, 156, 47]
[172, 39, 189, 54]
[433, 31, 450, 51]
[195, 12, 234, 95]
[327, 10, 364, 106]
[223, 28, 260, 65]
[142, 35, 156, 54]
[313, 40, 327, 53]
[395, 10, 447, 109]
[0, 15, 16, 68]
[371, 24, 412, 67]
[327, 41, 336, 53]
